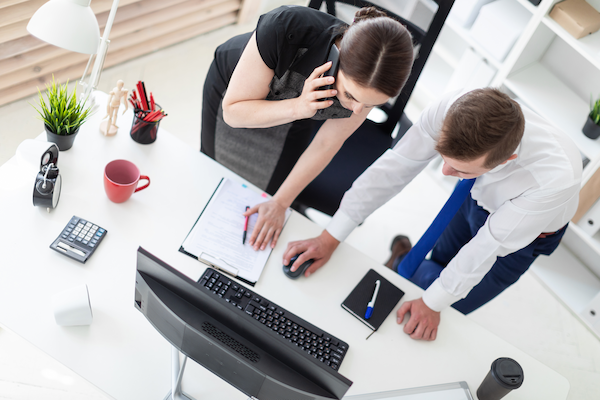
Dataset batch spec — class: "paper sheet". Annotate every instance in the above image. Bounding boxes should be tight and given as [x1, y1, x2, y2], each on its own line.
[181, 178, 290, 284]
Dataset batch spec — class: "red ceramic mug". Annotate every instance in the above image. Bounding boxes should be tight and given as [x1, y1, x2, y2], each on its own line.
[104, 159, 150, 203]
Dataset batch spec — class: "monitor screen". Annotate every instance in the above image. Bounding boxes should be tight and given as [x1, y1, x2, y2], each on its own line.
[134, 247, 352, 400]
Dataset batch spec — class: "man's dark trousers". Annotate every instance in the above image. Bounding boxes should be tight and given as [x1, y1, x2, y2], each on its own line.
[401, 194, 567, 314]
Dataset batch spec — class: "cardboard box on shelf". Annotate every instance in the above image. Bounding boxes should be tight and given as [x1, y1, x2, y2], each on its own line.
[550, 0, 600, 39]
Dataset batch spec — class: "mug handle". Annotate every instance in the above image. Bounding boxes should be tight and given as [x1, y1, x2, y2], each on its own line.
[135, 175, 150, 192]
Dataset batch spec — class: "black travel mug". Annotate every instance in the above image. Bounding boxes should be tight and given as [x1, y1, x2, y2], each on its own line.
[477, 357, 524, 400]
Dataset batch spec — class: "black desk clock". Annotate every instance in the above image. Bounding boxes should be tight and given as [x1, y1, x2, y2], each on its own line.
[33, 143, 61, 211]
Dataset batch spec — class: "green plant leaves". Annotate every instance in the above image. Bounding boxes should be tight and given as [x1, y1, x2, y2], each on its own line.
[31, 76, 93, 136]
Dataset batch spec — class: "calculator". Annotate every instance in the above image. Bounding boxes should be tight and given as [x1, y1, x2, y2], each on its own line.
[50, 216, 107, 263]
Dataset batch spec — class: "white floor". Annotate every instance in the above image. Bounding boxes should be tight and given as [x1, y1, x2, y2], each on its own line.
[1, 1, 600, 399]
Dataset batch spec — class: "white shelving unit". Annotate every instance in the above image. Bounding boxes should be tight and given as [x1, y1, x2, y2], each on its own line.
[407, 0, 600, 337]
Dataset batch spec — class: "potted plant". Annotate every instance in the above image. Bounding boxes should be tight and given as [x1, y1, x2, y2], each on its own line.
[32, 76, 93, 151]
[583, 95, 600, 140]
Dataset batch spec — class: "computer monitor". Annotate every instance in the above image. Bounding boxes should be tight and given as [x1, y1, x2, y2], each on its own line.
[134, 247, 352, 400]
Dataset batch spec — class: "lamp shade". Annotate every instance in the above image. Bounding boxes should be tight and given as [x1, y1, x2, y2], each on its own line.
[27, 0, 100, 55]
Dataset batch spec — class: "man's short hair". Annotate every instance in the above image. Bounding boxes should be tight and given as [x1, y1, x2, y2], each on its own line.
[435, 88, 525, 169]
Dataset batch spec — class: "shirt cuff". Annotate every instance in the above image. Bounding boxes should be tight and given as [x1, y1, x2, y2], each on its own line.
[325, 210, 360, 242]
[422, 279, 463, 312]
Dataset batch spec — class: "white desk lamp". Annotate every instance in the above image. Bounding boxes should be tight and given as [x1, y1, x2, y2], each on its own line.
[27, 0, 121, 106]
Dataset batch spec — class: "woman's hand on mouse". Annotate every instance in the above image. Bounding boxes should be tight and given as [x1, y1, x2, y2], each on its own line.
[244, 199, 287, 251]
[292, 62, 337, 120]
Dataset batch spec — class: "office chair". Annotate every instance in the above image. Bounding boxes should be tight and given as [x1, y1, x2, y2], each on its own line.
[294, 0, 455, 217]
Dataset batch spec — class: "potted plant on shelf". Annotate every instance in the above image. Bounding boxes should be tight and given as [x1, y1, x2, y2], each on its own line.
[32, 77, 93, 151]
[583, 95, 600, 140]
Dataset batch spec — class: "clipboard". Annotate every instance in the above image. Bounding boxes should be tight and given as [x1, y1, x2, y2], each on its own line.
[179, 178, 290, 286]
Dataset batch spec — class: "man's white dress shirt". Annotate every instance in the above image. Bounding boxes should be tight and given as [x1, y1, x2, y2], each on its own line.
[326, 91, 582, 311]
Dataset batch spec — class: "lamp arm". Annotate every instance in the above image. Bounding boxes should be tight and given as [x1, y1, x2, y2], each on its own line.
[83, 0, 121, 100]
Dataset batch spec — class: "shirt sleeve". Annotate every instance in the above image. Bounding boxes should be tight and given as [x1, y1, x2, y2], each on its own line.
[326, 93, 456, 242]
[422, 184, 580, 311]
[255, 6, 336, 78]
[255, 7, 285, 71]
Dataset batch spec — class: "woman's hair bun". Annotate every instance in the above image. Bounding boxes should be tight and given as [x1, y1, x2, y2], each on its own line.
[353, 6, 387, 23]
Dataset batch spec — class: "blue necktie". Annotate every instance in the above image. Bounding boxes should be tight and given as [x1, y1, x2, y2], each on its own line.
[397, 178, 476, 278]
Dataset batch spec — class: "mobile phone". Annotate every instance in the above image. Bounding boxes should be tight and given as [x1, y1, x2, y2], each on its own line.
[320, 44, 339, 94]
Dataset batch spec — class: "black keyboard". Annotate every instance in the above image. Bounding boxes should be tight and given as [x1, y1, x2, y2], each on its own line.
[199, 268, 348, 371]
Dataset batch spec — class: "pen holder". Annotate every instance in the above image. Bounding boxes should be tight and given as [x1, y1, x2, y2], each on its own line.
[130, 107, 161, 144]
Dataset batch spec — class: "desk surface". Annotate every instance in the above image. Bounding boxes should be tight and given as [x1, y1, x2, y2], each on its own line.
[0, 97, 569, 400]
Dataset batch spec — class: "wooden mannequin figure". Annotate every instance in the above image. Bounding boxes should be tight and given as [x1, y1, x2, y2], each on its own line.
[100, 80, 128, 136]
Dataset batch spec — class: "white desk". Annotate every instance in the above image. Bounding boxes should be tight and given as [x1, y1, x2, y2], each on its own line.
[0, 99, 569, 399]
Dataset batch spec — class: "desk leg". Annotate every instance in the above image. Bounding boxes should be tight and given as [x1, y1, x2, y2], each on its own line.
[163, 346, 194, 400]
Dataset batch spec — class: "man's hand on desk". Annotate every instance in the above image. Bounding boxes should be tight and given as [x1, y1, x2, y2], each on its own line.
[245, 199, 287, 251]
[397, 298, 440, 341]
[283, 230, 340, 277]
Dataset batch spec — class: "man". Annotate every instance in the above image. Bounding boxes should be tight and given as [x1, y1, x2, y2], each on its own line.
[283, 88, 582, 341]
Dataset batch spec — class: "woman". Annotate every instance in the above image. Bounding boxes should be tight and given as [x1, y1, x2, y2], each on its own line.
[201, 5, 413, 251]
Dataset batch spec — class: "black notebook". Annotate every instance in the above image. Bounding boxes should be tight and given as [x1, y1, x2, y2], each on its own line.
[341, 269, 404, 331]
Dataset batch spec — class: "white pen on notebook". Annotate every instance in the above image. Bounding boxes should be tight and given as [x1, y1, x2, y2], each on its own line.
[364, 280, 380, 320]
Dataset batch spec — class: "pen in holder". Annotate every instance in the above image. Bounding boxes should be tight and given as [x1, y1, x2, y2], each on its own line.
[130, 106, 161, 144]
[128, 81, 167, 145]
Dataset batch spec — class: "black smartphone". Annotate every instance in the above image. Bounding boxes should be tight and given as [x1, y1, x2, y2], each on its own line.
[320, 44, 339, 94]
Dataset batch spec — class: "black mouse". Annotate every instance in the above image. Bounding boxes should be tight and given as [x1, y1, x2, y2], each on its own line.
[282, 255, 313, 279]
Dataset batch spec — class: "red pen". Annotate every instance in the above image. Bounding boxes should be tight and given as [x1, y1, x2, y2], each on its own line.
[243, 206, 250, 244]
[150, 92, 155, 111]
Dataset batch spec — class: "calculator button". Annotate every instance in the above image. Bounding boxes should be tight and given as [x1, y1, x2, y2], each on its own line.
[76, 237, 83, 242]
[89, 243, 95, 248]
[61, 234, 68, 239]
[82, 240, 88, 245]
[92, 225, 98, 230]
[98, 229, 105, 234]
[68, 237, 74, 242]
[91, 239, 97, 244]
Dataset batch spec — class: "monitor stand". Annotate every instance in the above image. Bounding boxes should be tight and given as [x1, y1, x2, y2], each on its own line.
[163, 345, 260, 400]
[164, 346, 195, 400]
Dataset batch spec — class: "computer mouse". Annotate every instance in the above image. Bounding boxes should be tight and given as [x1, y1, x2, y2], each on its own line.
[282, 255, 313, 279]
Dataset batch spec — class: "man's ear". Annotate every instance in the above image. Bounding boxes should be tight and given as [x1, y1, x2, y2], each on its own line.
[500, 154, 518, 165]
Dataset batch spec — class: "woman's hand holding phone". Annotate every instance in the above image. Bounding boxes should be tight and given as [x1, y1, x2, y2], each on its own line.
[293, 62, 337, 119]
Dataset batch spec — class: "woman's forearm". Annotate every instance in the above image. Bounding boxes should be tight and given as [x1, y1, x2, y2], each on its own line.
[271, 120, 356, 208]
[223, 97, 301, 129]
